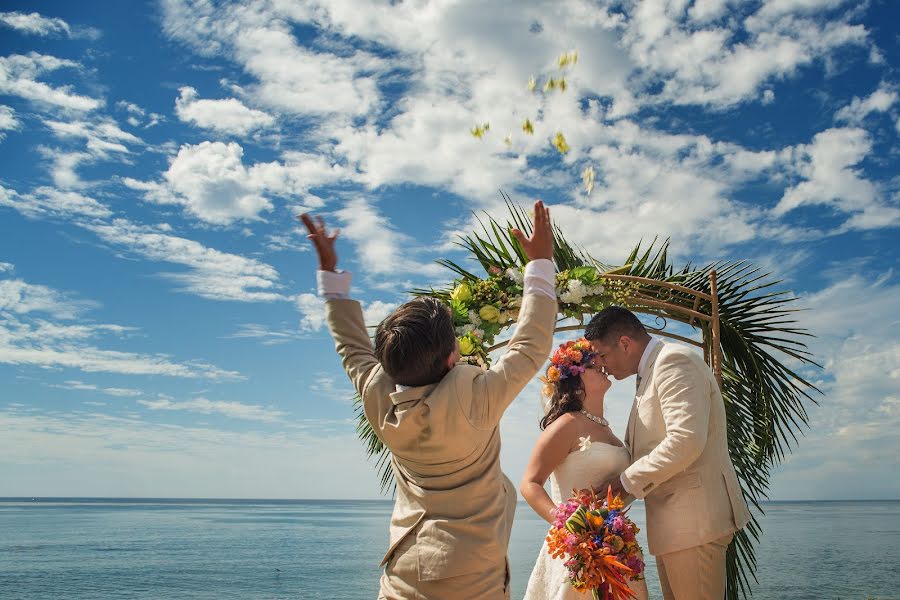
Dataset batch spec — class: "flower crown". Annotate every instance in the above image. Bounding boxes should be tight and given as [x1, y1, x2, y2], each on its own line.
[543, 338, 596, 387]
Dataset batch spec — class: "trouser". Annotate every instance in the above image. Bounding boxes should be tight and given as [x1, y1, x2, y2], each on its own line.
[657, 533, 734, 600]
[377, 534, 509, 600]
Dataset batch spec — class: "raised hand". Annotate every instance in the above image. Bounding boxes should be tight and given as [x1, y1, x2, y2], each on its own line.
[510, 200, 554, 262]
[299, 213, 339, 272]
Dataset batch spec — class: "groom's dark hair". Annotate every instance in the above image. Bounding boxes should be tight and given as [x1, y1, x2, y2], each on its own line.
[584, 306, 647, 343]
[374, 297, 456, 387]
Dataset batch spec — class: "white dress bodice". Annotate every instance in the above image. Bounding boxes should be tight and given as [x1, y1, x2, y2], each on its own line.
[522, 443, 649, 600]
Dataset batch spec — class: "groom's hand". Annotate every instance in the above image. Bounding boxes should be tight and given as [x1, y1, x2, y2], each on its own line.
[299, 213, 339, 272]
[510, 200, 553, 261]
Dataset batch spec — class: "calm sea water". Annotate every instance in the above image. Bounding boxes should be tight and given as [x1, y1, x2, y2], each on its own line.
[1, 499, 897, 600]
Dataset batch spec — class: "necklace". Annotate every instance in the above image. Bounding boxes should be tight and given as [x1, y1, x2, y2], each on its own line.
[580, 408, 608, 427]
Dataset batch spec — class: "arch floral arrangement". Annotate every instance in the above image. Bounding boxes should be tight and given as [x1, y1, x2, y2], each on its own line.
[352, 197, 819, 600]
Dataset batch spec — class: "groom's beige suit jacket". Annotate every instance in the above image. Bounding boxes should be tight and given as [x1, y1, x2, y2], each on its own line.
[325, 292, 556, 582]
[621, 340, 752, 556]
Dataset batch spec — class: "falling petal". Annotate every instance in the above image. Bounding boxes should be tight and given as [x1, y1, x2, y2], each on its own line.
[522, 118, 534, 134]
[470, 122, 490, 139]
[504, 134, 512, 147]
[543, 77, 557, 92]
[527, 75, 537, 92]
[559, 78, 567, 93]
[553, 132, 570, 154]
[582, 165, 595, 195]
[558, 50, 578, 68]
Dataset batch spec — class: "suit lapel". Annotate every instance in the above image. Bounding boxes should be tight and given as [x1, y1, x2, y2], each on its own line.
[627, 340, 666, 456]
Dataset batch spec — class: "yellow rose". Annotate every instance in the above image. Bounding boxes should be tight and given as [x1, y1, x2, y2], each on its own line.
[450, 282, 472, 303]
[458, 336, 476, 356]
[479, 305, 501, 323]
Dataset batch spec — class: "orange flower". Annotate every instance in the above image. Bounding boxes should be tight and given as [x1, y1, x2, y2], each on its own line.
[548, 366, 561, 382]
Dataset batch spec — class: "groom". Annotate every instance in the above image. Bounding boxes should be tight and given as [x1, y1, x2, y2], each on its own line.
[301, 201, 557, 599]
[586, 307, 751, 600]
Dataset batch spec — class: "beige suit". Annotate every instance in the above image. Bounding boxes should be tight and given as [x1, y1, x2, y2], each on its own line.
[325, 292, 557, 599]
[621, 340, 751, 600]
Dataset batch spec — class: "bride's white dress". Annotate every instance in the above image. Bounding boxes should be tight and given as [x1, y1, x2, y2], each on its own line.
[522, 443, 650, 600]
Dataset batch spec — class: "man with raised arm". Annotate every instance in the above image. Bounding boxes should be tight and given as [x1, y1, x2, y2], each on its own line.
[301, 201, 557, 599]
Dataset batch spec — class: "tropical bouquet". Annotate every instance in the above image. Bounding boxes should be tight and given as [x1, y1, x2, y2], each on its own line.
[547, 486, 645, 600]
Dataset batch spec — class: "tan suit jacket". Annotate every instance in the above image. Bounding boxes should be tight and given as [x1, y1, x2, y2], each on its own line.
[621, 341, 752, 556]
[325, 292, 557, 582]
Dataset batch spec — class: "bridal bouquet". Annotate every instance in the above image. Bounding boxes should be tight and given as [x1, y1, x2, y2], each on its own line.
[546, 486, 645, 600]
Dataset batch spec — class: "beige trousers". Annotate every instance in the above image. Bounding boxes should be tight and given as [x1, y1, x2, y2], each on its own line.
[377, 535, 510, 600]
[657, 533, 733, 600]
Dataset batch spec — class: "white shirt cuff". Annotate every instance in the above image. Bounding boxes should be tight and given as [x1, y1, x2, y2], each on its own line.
[620, 473, 634, 496]
[317, 270, 352, 299]
[523, 258, 556, 300]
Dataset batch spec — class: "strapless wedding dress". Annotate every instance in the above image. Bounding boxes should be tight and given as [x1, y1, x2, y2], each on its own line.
[522, 443, 649, 600]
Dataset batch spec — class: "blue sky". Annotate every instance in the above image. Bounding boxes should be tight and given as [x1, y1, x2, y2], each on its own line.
[1, 0, 898, 500]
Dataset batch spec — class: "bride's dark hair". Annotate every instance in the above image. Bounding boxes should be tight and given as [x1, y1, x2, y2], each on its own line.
[540, 375, 585, 430]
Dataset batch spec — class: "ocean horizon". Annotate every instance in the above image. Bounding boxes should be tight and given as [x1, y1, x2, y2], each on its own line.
[2, 497, 898, 599]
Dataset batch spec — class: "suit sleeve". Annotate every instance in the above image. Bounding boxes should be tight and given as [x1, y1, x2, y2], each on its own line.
[620, 350, 711, 499]
[324, 298, 382, 399]
[466, 291, 557, 430]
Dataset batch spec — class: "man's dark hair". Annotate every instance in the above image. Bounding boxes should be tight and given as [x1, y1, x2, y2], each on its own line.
[374, 297, 456, 387]
[584, 306, 647, 343]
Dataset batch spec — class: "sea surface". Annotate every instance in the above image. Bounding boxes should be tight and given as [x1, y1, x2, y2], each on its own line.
[1, 498, 898, 600]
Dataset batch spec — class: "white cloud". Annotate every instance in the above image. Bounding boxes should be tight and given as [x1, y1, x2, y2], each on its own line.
[774, 128, 898, 230]
[0, 271, 241, 381]
[834, 82, 898, 125]
[334, 197, 445, 277]
[0, 11, 70, 37]
[0, 105, 20, 139]
[0, 183, 112, 219]
[224, 323, 302, 345]
[50, 380, 143, 398]
[138, 397, 284, 422]
[162, 141, 273, 224]
[0, 408, 380, 498]
[175, 86, 275, 135]
[0, 53, 102, 112]
[127, 142, 346, 225]
[83, 218, 286, 303]
[296, 292, 326, 332]
[0, 11, 100, 39]
[363, 300, 398, 326]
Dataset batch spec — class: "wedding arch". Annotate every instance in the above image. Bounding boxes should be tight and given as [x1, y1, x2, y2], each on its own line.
[353, 197, 818, 600]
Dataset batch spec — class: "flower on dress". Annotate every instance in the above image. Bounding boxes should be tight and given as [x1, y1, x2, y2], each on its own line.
[578, 436, 592, 451]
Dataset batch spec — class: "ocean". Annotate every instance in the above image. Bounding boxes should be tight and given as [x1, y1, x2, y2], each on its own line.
[0, 499, 897, 600]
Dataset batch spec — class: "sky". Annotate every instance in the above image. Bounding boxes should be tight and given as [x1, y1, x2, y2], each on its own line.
[0, 0, 898, 501]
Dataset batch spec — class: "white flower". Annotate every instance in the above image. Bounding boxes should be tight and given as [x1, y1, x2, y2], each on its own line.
[578, 436, 592, 451]
[504, 267, 524, 284]
[473, 328, 485, 339]
[467, 310, 483, 326]
[586, 284, 605, 296]
[560, 279, 587, 304]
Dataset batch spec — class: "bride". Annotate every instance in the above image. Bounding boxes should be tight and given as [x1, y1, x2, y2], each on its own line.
[520, 338, 649, 600]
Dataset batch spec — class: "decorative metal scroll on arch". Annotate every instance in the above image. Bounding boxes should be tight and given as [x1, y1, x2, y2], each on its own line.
[353, 197, 819, 600]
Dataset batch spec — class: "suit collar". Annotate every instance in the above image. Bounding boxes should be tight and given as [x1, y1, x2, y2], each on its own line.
[389, 383, 438, 405]
[635, 339, 665, 396]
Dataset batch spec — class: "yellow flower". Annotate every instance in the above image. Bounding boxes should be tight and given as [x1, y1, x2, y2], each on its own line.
[552, 132, 570, 154]
[458, 336, 476, 356]
[479, 304, 501, 323]
[582, 165, 595, 194]
[522, 118, 534, 135]
[527, 75, 537, 92]
[470, 122, 489, 138]
[450, 282, 473, 303]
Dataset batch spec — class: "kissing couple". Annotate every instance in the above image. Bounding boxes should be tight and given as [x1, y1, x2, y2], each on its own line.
[302, 201, 750, 600]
